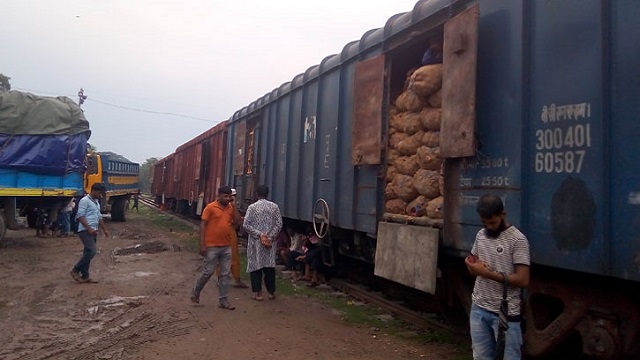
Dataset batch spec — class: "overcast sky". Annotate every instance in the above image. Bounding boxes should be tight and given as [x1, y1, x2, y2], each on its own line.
[1, 1, 419, 164]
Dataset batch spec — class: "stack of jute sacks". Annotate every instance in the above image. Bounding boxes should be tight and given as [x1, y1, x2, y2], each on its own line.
[385, 64, 444, 219]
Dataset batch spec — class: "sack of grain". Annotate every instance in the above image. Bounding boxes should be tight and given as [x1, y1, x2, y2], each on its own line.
[422, 131, 440, 147]
[408, 64, 443, 98]
[394, 155, 419, 175]
[386, 165, 397, 181]
[395, 90, 426, 112]
[391, 174, 419, 202]
[385, 199, 408, 214]
[416, 146, 442, 170]
[390, 112, 422, 135]
[420, 108, 441, 131]
[413, 169, 440, 198]
[426, 196, 444, 219]
[388, 148, 401, 163]
[389, 132, 406, 149]
[390, 104, 401, 117]
[428, 89, 442, 108]
[406, 196, 428, 217]
[396, 130, 424, 156]
[385, 182, 398, 200]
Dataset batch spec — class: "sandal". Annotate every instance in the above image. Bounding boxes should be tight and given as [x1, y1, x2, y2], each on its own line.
[268, 293, 276, 300]
[190, 291, 200, 304]
[251, 295, 264, 301]
[218, 299, 235, 310]
[233, 282, 249, 289]
[306, 282, 319, 288]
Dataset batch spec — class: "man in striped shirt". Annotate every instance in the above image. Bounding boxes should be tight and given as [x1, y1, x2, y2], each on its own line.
[465, 194, 530, 360]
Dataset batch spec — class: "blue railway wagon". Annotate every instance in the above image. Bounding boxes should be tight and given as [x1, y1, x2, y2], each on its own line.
[226, 0, 640, 358]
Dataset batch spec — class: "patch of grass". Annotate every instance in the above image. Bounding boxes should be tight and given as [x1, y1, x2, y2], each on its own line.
[134, 203, 200, 251]
[273, 271, 471, 357]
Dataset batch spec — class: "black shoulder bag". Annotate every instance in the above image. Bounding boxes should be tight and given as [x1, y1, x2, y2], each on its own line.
[494, 272, 509, 360]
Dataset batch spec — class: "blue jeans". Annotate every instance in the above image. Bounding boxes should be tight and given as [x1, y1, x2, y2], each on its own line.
[73, 231, 97, 279]
[193, 246, 231, 301]
[470, 304, 523, 360]
[59, 211, 71, 234]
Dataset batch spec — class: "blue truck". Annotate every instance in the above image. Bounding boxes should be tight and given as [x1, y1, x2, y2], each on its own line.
[0, 90, 90, 240]
[223, 1, 640, 358]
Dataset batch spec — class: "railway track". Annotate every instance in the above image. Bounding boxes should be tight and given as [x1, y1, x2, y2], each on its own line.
[329, 278, 468, 337]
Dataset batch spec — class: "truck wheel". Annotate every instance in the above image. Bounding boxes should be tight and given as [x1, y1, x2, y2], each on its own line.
[0, 214, 7, 243]
[111, 198, 127, 222]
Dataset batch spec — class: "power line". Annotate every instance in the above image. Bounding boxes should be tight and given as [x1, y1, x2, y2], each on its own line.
[14, 87, 217, 123]
[86, 98, 216, 123]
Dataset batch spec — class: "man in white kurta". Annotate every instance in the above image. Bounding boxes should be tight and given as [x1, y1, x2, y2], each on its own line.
[242, 185, 283, 300]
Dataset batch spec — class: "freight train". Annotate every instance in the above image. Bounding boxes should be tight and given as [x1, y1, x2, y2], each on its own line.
[152, 1, 640, 358]
[0, 90, 140, 241]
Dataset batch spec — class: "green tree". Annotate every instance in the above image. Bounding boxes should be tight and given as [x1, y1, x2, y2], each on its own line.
[139, 157, 158, 193]
[0, 73, 11, 91]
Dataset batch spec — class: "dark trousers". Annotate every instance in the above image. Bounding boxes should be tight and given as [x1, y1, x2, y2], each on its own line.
[250, 267, 276, 294]
[74, 231, 97, 279]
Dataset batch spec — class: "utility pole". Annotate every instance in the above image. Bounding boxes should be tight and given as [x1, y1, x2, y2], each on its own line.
[77, 88, 87, 107]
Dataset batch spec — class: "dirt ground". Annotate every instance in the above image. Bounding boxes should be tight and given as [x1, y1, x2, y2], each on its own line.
[0, 212, 465, 360]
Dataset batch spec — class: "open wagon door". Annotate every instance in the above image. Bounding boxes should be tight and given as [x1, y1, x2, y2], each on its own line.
[440, 4, 479, 158]
[352, 55, 385, 165]
[375, 5, 479, 295]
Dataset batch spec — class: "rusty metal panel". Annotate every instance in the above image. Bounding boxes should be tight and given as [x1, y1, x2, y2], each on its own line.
[234, 120, 246, 175]
[194, 142, 202, 181]
[352, 55, 385, 165]
[440, 4, 478, 158]
[375, 222, 439, 294]
[203, 122, 227, 204]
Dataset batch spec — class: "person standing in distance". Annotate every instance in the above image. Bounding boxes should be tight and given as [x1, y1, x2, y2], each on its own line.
[465, 194, 530, 360]
[242, 185, 283, 300]
[191, 186, 241, 310]
[70, 183, 110, 283]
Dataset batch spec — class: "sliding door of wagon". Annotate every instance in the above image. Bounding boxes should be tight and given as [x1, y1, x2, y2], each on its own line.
[274, 94, 291, 216]
[352, 55, 384, 235]
[300, 80, 318, 223]
[314, 69, 340, 234]
[527, 1, 605, 274]
[244, 117, 261, 204]
[610, 1, 640, 281]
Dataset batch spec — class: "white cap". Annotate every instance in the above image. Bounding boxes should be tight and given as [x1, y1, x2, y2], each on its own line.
[231, 188, 237, 196]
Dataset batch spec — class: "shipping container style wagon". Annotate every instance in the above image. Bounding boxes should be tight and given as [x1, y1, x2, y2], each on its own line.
[154, 0, 640, 358]
[151, 121, 228, 216]
[151, 153, 176, 209]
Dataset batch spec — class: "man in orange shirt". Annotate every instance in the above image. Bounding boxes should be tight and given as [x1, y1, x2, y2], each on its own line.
[191, 186, 241, 310]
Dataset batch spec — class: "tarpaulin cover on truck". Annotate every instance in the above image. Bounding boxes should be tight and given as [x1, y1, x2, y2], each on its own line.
[0, 91, 91, 175]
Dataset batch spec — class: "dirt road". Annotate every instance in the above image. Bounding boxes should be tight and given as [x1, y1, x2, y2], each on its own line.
[0, 212, 465, 360]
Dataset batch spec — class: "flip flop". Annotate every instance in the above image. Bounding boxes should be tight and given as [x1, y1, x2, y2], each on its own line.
[306, 282, 319, 288]
[251, 295, 264, 301]
[268, 293, 276, 300]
